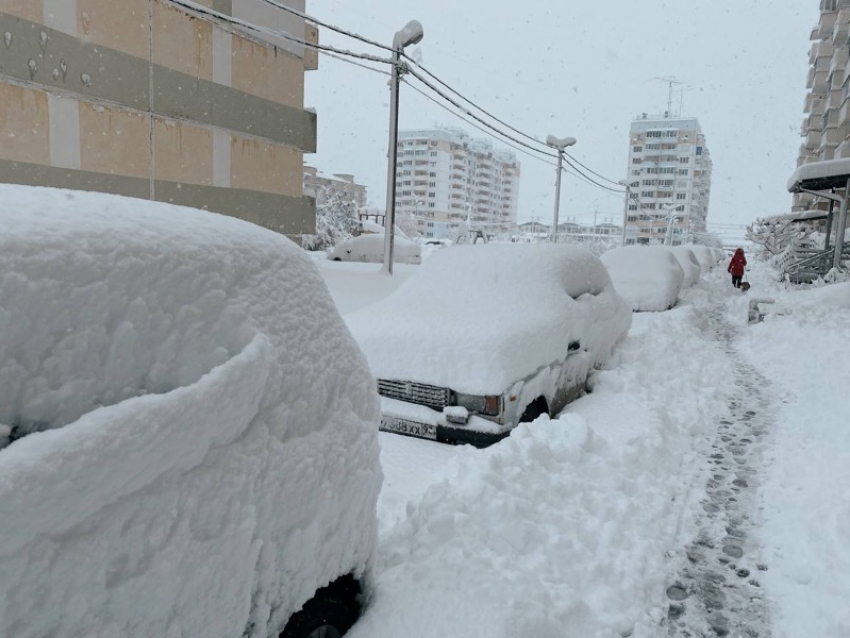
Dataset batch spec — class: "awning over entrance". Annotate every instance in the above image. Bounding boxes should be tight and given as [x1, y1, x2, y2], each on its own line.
[787, 158, 850, 193]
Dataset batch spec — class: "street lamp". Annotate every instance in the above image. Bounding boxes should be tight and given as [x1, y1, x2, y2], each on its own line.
[546, 135, 577, 243]
[661, 203, 679, 246]
[382, 20, 424, 275]
[617, 179, 633, 246]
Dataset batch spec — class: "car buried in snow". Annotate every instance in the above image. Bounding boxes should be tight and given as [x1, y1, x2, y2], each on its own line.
[346, 244, 632, 447]
[0, 185, 380, 638]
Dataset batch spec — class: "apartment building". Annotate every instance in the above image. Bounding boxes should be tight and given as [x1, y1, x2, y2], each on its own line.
[303, 165, 367, 209]
[793, 0, 850, 213]
[395, 128, 521, 239]
[0, 0, 318, 239]
[622, 114, 713, 246]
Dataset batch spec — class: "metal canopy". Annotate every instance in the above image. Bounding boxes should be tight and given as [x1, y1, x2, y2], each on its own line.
[787, 158, 850, 193]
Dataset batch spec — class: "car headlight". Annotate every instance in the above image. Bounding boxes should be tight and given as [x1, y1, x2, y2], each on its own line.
[454, 393, 501, 416]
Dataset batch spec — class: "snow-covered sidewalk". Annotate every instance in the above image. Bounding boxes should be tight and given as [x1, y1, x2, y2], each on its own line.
[318, 256, 850, 638]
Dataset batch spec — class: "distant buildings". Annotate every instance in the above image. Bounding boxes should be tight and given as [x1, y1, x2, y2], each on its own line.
[793, 0, 850, 213]
[395, 129, 521, 239]
[303, 166, 367, 210]
[622, 114, 713, 246]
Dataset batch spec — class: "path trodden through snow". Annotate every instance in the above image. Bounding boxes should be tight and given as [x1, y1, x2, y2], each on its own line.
[664, 305, 775, 638]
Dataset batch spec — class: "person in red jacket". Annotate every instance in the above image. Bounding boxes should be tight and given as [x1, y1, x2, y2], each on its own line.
[727, 247, 747, 288]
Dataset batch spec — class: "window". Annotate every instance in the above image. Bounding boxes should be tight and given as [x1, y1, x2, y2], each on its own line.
[647, 131, 662, 138]
[632, 170, 641, 176]
[641, 191, 653, 198]
[428, 192, 435, 198]
[645, 143, 660, 150]
[429, 172, 437, 177]
[429, 182, 436, 187]
[678, 169, 689, 175]
[403, 180, 411, 186]
[428, 202, 435, 208]
[696, 147, 703, 155]
[414, 150, 426, 156]
[679, 157, 690, 164]
[401, 190, 411, 196]
[633, 146, 643, 153]
[430, 151, 438, 157]
[676, 193, 687, 200]
[632, 158, 642, 165]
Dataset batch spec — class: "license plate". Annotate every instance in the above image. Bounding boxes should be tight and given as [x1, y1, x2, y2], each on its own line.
[380, 417, 437, 440]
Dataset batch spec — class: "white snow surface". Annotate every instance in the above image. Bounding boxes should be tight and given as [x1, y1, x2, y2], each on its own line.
[318, 258, 850, 638]
[601, 245, 685, 312]
[328, 232, 421, 264]
[667, 246, 702, 287]
[346, 244, 631, 395]
[737, 282, 850, 638]
[0, 185, 382, 638]
[688, 244, 720, 273]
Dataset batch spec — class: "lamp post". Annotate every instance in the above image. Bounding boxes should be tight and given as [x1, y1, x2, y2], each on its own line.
[382, 20, 424, 275]
[661, 203, 679, 246]
[617, 179, 632, 246]
[546, 135, 577, 243]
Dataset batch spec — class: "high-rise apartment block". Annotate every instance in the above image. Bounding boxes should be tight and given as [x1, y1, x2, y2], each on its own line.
[622, 115, 713, 245]
[395, 129, 521, 239]
[793, 0, 850, 212]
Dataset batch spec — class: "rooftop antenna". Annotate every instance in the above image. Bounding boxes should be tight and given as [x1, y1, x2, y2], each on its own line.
[653, 76, 685, 117]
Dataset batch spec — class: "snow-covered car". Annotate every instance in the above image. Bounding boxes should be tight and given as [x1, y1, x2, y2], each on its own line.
[689, 244, 718, 273]
[0, 186, 381, 638]
[601, 245, 686, 312]
[347, 244, 631, 446]
[667, 246, 702, 287]
[328, 232, 422, 264]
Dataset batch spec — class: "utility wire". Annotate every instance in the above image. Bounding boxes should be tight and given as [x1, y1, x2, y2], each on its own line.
[254, 0, 395, 53]
[564, 152, 624, 186]
[401, 79, 560, 168]
[167, 0, 393, 66]
[405, 67, 559, 161]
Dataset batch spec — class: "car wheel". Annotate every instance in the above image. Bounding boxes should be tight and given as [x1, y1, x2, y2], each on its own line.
[280, 597, 357, 638]
[519, 397, 548, 422]
[332, 257, 342, 262]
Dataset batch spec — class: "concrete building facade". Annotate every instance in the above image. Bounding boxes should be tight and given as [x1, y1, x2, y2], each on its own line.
[622, 114, 713, 246]
[0, 0, 318, 238]
[793, 0, 850, 212]
[395, 128, 521, 239]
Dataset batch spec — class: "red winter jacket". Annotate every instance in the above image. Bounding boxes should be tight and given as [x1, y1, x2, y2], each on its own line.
[728, 249, 747, 277]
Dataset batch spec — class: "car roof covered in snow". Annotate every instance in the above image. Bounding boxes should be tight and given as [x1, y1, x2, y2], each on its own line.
[347, 243, 631, 394]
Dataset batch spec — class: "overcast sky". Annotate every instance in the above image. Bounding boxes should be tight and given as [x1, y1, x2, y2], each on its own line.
[304, 0, 820, 242]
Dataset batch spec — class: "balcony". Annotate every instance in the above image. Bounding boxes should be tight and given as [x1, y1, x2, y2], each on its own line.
[820, 8, 840, 37]
[808, 66, 830, 92]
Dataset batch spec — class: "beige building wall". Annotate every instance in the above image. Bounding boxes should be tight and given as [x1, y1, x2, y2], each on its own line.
[0, 0, 318, 238]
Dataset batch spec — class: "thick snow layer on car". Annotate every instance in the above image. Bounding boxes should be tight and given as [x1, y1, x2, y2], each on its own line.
[689, 245, 718, 273]
[667, 246, 702, 287]
[347, 244, 631, 395]
[601, 246, 685, 312]
[0, 185, 382, 638]
[328, 233, 421, 264]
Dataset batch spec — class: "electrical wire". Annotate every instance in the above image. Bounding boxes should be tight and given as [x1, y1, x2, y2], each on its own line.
[166, 0, 393, 66]
[401, 79, 560, 168]
[405, 67, 560, 161]
[254, 0, 395, 53]
[564, 152, 624, 186]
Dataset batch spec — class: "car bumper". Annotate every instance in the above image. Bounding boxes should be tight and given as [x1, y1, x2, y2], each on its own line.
[379, 398, 509, 448]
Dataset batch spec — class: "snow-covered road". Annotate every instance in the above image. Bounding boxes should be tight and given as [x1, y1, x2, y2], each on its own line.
[318, 254, 850, 638]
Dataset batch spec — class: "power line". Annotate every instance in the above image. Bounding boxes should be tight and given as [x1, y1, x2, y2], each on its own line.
[401, 79, 560, 168]
[564, 152, 623, 186]
[254, 0, 395, 53]
[405, 67, 559, 161]
[167, 0, 393, 66]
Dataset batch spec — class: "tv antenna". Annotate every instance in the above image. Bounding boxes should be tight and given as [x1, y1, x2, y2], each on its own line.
[653, 76, 685, 117]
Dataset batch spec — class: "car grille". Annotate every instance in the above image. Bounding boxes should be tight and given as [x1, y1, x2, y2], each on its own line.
[377, 379, 451, 409]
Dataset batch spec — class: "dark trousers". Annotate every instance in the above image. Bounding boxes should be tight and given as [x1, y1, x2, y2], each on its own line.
[731, 274, 742, 288]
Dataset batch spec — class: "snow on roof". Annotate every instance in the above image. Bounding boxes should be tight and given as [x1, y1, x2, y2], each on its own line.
[601, 246, 685, 312]
[787, 158, 850, 192]
[347, 244, 631, 394]
[0, 185, 380, 637]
